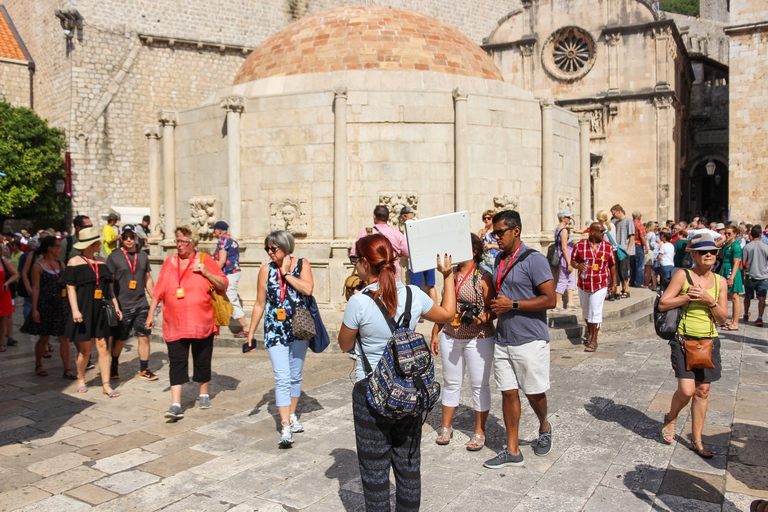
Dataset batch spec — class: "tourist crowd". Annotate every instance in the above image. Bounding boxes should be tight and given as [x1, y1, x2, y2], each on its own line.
[2, 204, 767, 512]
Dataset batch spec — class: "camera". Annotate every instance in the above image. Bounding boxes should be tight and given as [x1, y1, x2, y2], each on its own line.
[459, 303, 481, 325]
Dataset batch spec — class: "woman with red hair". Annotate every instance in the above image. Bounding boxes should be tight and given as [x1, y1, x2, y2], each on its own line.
[338, 234, 456, 511]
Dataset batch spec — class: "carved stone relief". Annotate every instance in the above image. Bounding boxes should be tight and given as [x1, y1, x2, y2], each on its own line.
[157, 204, 165, 238]
[558, 195, 576, 213]
[188, 196, 217, 240]
[270, 196, 309, 236]
[378, 193, 419, 232]
[493, 195, 520, 213]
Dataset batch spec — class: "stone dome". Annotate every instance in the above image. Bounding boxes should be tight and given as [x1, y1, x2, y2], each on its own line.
[234, 6, 503, 84]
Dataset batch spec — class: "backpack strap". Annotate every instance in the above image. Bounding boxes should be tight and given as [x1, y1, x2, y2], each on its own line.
[397, 286, 413, 329]
[362, 289, 398, 333]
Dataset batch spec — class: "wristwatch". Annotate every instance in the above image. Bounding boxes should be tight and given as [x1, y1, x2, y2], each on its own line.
[512, 300, 519, 310]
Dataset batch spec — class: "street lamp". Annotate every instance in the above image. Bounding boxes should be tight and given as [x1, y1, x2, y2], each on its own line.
[55, 178, 65, 194]
[705, 160, 716, 176]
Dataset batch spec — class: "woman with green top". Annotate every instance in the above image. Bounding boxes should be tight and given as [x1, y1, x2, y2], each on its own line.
[720, 225, 744, 330]
[658, 232, 727, 459]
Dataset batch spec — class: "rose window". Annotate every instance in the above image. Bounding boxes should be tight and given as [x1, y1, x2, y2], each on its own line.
[542, 27, 596, 82]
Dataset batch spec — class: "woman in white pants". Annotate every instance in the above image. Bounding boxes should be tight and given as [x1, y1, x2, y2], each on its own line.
[430, 235, 495, 451]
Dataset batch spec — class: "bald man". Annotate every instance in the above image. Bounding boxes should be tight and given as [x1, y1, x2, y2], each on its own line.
[571, 222, 618, 352]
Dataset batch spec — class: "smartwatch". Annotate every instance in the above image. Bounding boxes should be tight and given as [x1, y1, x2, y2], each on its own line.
[512, 300, 519, 310]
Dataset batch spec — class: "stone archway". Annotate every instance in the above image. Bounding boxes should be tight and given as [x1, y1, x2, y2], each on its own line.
[685, 156, 728, 221]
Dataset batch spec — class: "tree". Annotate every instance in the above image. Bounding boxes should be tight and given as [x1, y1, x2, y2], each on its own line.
[0, 101, 68, 228]
[659, 0, 700, 17]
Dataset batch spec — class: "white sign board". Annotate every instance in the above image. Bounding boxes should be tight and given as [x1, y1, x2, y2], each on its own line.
[404, 211, 473, 273]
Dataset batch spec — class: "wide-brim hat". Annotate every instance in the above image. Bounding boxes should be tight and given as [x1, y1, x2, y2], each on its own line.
[73, 227, 101, 250]
[689, 232, 717, 251]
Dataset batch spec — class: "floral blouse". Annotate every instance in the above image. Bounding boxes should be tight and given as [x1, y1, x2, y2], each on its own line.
[264, 258, 305, 348]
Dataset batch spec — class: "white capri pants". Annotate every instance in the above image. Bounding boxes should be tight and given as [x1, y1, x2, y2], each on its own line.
[578, 286, 608, 324]
[225, 271, 245, 320]
[439, 331, 494, 412]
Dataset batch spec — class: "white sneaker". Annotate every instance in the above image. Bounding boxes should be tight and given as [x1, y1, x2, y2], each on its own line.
[290, 414, 304, 433]
[279, 425, 294, 446]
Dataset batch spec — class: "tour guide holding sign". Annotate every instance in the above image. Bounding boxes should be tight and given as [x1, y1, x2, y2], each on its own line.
[483, 209, 557, 469]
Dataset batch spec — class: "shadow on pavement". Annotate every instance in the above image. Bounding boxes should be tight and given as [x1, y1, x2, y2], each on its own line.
[325, 447, 366, 511]
[728, 422, 768, 496]
[160, 371, 241, 408]
[249, 389, 324, 431]
[625, 463, 737, 508]
[0, 390, 95, 447]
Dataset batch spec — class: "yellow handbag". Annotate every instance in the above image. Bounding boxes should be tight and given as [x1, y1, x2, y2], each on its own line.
[200, 254, 234, 326]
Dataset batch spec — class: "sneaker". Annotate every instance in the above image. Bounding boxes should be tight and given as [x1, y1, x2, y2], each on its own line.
[164, 405, 184, 420]
[110, 364, 119, 380]
[279, 425, 294, 446]
[139, 369, 158, 381]
[86, 359, 95, 370]
[533, 424, 553, 456]
[6, 337, 17, 346]
[483, 448, 524, 469]
[290, 414, 304, 433]
[198, 395, 211, 409]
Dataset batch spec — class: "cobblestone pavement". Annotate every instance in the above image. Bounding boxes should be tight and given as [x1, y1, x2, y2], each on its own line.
[1, 308, 766, 511]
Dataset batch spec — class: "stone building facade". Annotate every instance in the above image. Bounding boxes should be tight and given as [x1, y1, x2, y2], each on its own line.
[726, 0, 768, 224]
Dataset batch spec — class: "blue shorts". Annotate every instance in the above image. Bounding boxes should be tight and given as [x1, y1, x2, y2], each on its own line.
[409, 269, 436, 287]
[745, 277, 768, 300]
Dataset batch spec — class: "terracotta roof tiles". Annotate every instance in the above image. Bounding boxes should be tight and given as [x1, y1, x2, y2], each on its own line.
[0, 8, 25, 61]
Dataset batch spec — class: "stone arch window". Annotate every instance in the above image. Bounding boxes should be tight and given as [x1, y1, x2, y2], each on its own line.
[542, 27, 596, 82]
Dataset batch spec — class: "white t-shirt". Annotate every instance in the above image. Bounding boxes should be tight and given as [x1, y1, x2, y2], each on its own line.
[658, 242, 675, 267]
[343, 282, 434, 381]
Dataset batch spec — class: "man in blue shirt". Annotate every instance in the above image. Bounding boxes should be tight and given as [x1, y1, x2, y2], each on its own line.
[212, 221, 247, 336]
[483, 210, 556, 469]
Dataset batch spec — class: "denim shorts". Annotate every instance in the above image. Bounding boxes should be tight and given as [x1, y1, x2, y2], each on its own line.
[113, 306, 151, 341]
[744, 277, 768, 300]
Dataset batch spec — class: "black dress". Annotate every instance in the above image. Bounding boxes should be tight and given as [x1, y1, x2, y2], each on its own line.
[21, 261, 70, 337]
[62, 262, 113, 342]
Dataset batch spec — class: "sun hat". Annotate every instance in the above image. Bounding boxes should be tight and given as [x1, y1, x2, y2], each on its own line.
[73, 227, 101, 250]
[715, 223, 725, 230]
[557, 209, 572, 219]
[689, 232, 717, 251]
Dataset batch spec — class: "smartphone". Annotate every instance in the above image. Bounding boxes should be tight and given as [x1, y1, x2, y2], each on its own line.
[242, 340, 255, 353]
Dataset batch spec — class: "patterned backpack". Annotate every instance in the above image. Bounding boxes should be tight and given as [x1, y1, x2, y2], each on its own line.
[357, 287, 440, 420]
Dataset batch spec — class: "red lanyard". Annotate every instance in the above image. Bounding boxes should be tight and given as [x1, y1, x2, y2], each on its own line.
[455, 263, 476, 296]
[276, 258, 292, 303]
[122, 249, 137, 277]
[81, 256, 99, 285]
[496, 245, 522, 292]
[43, 259, 62, 282]
[176, 253, 196, 286]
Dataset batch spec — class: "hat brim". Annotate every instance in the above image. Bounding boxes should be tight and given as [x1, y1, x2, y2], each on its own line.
[72, 235, 101, 251]
[689, 243, 718, 251]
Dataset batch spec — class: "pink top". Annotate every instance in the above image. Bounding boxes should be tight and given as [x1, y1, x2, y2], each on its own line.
[352, 224, 410, 280]
[154, 252, 228, 342]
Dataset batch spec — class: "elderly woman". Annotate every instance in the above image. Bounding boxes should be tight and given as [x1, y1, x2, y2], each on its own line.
[245, 230, 314, 446]
[21, 236, 74, 379]
[146, 226, 228, 420]
[430, 234, 495, 451]
[659, 232, 727, 458]
[62, 227, 122, 397]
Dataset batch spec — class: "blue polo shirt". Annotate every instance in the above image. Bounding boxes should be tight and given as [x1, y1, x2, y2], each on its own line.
[493, 243, 553, 346]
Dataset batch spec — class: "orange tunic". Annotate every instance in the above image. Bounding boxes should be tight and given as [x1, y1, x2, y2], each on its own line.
[154, 253, 228, 342]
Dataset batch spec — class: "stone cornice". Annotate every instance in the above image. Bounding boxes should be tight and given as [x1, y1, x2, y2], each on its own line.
[138, 33, 251, 54]
[220, 95, 245, 113]
[555, 90, 681, 109]
[724, 20, 768, 35]
[481, 36, 537, 52]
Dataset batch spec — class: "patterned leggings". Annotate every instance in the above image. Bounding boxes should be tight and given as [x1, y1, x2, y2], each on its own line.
[353, 380, 421, 512]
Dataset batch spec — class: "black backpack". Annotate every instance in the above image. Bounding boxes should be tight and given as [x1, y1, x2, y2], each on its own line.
[654, 270, 693, 340]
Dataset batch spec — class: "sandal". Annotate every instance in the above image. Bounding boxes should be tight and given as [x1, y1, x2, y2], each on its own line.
[466, 433, 486, 451]
[584, 343, 597, 352]
[43, 345, 53, 359]
[102, 385, 120, 398]
[661, 413, 676, 444]
[620, 292, 630, 299]
[689, 439, 713, 459]
[35, 364, 49, 377]
[63, 369, 77, 380]
[435, 426, 453, 445]
[76, 385, 88, 393]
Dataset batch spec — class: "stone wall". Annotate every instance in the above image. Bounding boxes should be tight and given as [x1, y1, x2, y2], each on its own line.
[727, 0, 768, 224]
[0, 59, 30, 108]
[667, 12, 729, 64]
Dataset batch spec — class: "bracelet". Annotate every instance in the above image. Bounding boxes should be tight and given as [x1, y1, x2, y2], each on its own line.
[708, 303, 717, 308]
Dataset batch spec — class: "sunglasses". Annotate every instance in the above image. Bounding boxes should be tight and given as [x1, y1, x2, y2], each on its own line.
[264, 246, 280, 253]
[175, 239, 192, 245]
[491, 227, 513, 239]
[483, 216, 492, 221]
[122, 235, 136, 240]
[696, 250, 718, 256]
[349, 255, 361, 265]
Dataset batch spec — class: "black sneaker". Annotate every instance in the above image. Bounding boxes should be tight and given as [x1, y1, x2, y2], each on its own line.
[86, 359, 95, 370]
[110, 363, 119, 380]
[139, 369, 158, 381]
[483, 448, 524, 469]
[164, 405, 184, 420]
[533, 424, 553, 456]
[6, 337, 17, 346]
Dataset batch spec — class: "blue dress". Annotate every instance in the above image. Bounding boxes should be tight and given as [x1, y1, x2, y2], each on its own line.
[264, 259, 305, 348]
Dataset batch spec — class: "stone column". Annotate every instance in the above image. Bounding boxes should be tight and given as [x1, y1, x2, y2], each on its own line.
[540, 100, 555, 232]
[607, 33, 621, 95]
[653, 96, 673, 223]
[221, 96, 245, 238]
[653, 27, 671, 91]
[591, 163, 600, 217]
[158, 111, 177, 239]
[453, 88, 469, 212]
[579, 114, 591, 225]
[333, 86, 348, 241]
[520, 44, 534, 92]
[144, 125, 161, 237]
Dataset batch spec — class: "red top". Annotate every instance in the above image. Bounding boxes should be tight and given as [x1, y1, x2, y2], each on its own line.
[634, 219, 647, 247]
[571, 239, 616, 293]
[154, 253, 228, 342]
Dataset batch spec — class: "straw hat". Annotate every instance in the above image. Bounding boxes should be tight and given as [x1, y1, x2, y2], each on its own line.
[73, 227, 101, 250]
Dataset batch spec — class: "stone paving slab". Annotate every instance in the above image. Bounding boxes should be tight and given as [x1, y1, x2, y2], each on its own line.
[1, 307, 767, 511]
